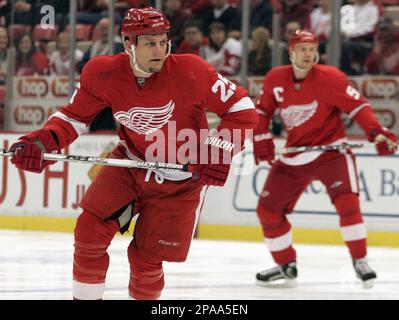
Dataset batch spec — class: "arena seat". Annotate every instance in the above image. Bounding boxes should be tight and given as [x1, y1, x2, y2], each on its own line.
[66, 24, 93, 41]
[33, 24, 59, 42]
[91, 25, 120, 41]
[9, 24, 31, 41]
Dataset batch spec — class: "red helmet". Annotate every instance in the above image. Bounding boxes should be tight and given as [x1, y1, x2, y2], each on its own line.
[288, 29, 318, 51]
[121, 7, 170, 45]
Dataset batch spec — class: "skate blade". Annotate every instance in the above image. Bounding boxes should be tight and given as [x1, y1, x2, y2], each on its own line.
[362, 279, 374, 289]
[256, 278, 297, 288]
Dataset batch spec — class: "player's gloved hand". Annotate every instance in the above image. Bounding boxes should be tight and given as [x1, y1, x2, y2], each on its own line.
[197, 136, 234, 187]
[253, 130, 275, 165]
[10, 129, 60, 173]
[370, 127, 398, 156]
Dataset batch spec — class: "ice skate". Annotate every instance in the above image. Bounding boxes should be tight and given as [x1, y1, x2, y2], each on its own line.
[256, 261, 297, 288]
[353, 257, 377, 289]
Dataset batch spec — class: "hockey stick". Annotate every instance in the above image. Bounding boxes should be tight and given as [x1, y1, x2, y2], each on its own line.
[274, 142, 377, 155]
[0, 149, 189, 172]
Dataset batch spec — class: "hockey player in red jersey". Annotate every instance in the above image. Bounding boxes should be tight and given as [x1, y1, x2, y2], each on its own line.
[9, 8, 257, 300]
[253, 29, 398, 288]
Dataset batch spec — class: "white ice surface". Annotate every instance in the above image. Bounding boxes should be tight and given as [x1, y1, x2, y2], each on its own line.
[0, 230, 398, 300]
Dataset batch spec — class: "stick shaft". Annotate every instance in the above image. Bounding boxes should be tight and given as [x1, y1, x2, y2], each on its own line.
[275, 142, 376, 155]
[0, 149, 188, 171]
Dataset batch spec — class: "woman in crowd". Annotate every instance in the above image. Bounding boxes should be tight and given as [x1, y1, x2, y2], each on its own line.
[248, 26, 272, 76]
[15, 32, 49, 76]
[200, 21, 241, 76]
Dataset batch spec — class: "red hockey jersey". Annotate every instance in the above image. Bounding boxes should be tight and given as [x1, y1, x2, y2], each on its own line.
[256, 64, 382, 164]
[44, 53, 256, 164]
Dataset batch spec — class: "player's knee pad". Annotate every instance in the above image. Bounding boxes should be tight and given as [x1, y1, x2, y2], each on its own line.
[333, 193, 363, 225]
[74, 210, 119, 284]
[127, 244, 164, 300]
[256, 205, 291, 237]
[74, 210, 119, 248]
[257, 204, 285, 227]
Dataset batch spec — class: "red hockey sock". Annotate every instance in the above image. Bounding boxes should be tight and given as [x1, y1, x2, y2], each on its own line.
[73, 210, 119, 299]
[128, 243, 165, 300]
[334, 194, 367, 259]
[257, 205, 296, 265]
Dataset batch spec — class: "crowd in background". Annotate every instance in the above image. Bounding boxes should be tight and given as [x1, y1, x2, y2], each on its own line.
[1, 0, 399, 130]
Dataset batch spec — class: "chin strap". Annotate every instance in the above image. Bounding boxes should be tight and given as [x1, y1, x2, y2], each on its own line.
[125, 41, 171, 77]
[290, 51, 319, 73]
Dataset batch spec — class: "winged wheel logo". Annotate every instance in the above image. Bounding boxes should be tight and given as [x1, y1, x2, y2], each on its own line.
[115, 100, 175, 135]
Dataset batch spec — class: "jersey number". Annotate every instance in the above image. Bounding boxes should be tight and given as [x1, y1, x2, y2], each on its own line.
[212, 74, 236, 103]
[346, 85, 360, 100]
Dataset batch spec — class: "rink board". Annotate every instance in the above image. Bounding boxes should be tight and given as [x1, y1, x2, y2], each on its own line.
[1, 133, 398, 246]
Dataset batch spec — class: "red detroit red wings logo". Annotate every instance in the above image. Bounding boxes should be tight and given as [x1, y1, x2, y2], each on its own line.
[281, 100, 318, 131]
[114, 100, 175, 135]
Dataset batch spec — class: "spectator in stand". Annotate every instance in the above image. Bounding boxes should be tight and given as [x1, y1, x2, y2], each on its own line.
[73, 0, 123, 26]
[340, 0, 379, 74]
[310, 0, 331, 41]
[3, 0, 36, 26]
[283, 21, 302, 42]
[248, 26, 272, 76]
[201, 0, 241, 38]
[309, 0, 331, 63]
[281, 0, 312, 33]
[0, 26, 8, 84]
[71, 0, 143, 32]
[116, 1, 152, 11]
[281, 20, 302, 64]
[15, 32, 49, 76]
[164, 0, 193, 52]
[175, 20, 209, 55]
[249, 0, 273, 33]
[364, 17, 399, 74]
[123, 0, 152, 6]
[78, 18, 125, 73]
[181, 0, 212, 21]
[201, 21, 241, 76]
[341, 0, 379, 40]
[49, 32, 84, 76]
[0, 0, 7, 26]
[78, 18, 123, 132]
[113, 1, 153, 22]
